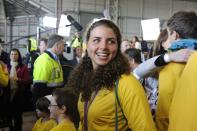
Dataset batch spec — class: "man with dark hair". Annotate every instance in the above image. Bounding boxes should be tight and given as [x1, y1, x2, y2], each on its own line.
[124, 48, 142, 71]
[121, 39, 132, 53]
[38, 38, 48, 54]
[124, 48, 158, 119]
[167, 11, 197, 131]
[32, 34, 64, 103]
[155, 11, 197, 131]
[69, 46, 82, 66]
[141, 37, 149, 59]
[25, 38, 40, 83]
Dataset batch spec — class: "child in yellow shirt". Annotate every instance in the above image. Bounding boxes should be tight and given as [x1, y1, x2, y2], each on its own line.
[49, 88, 78, 131]
[32, 96, 57, 131]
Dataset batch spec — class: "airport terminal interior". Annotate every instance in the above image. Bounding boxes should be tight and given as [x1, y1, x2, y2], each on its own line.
[1, 0, 197, 131]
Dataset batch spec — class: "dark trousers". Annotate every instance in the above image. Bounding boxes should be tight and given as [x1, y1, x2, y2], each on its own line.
[13, 112, 22, 131]
[11, 90, 25, 131]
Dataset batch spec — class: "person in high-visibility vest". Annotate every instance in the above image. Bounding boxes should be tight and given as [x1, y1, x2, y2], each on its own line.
[71, 32, 83, 48]
[25, 38, 40, 83]
[32, 34, 64, 103]
[71, 32, 86, 54]
[27, 38, 38, 52]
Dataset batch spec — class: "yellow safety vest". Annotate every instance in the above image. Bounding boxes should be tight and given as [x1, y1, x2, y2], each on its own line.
[71, 37, 86, 51]
[28, 38, 37, 52]
[33, 52, 63, 87]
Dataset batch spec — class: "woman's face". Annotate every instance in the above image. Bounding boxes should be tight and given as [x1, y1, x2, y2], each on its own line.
[39, 41, 47, 54]
[55, 40, 65, 55]
[10, 51, 19, 62]
[132, 37, 136, 42]
[162, 28, 177, 50]
[121, 40, 131, 53]
[75, 47, 82, 57]
[36, 109, 47, 118]
[87, 25, 118, 69]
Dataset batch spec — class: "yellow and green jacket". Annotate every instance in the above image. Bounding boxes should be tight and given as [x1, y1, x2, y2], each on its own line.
[50, 121, 76, 131]
[168, 51, 197, 131]
[78, 74, 156, 131]
[156, 39, 197, 131]
[156, 62, 185, 131]
[32, 118, 57, 131]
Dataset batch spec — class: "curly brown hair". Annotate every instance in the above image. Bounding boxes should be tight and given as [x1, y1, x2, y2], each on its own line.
[66, 19, 131, 101]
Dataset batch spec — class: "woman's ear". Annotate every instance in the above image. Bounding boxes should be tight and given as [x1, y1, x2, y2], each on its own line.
[173, 31, 180, 40]
[61, 105, 67, 113]
[131, 58, 135, 64]
[129, 58, 135, 67]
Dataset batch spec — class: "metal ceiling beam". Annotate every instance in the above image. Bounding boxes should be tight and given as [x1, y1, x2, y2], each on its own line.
[6, 0, 35, 16]
[25, 0, 54, 15]
[5, 0, 50, 18]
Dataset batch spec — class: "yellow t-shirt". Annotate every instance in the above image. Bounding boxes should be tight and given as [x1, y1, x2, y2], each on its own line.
[0, 64, 8, 87]
[78, 74, 156, 131]
[50, 121, 76, 131]
[32, 118, 57, 131]
[156, 62, 185, 131]
[169, 51, 197, 131]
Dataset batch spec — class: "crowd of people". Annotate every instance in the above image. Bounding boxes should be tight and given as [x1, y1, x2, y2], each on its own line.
[0, 10, 197, 131]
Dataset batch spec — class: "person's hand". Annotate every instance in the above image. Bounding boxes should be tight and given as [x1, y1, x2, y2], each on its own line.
[10, 76, 18, 81]
[169, 49, 194, 62]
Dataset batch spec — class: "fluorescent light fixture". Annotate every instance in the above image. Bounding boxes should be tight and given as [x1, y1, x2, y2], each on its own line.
[43, 16, 57, 28]
[141, 18, 160, 41]
[58, 14, 71, 37]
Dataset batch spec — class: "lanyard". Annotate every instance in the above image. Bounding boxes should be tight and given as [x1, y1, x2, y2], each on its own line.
[115, 80, 131, 131]
[84, 91, 98, 131]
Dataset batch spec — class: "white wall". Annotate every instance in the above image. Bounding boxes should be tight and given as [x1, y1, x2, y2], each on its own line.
[119, 0, 197, 40]
[3, 0, 197, 55]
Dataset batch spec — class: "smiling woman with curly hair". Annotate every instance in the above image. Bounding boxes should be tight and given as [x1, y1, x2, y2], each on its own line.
[66, 19, 156, 131]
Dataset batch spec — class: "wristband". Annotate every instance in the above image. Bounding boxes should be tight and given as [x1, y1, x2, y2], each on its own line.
[155, 54, 167, 66]
[164, 54, 171, 63]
